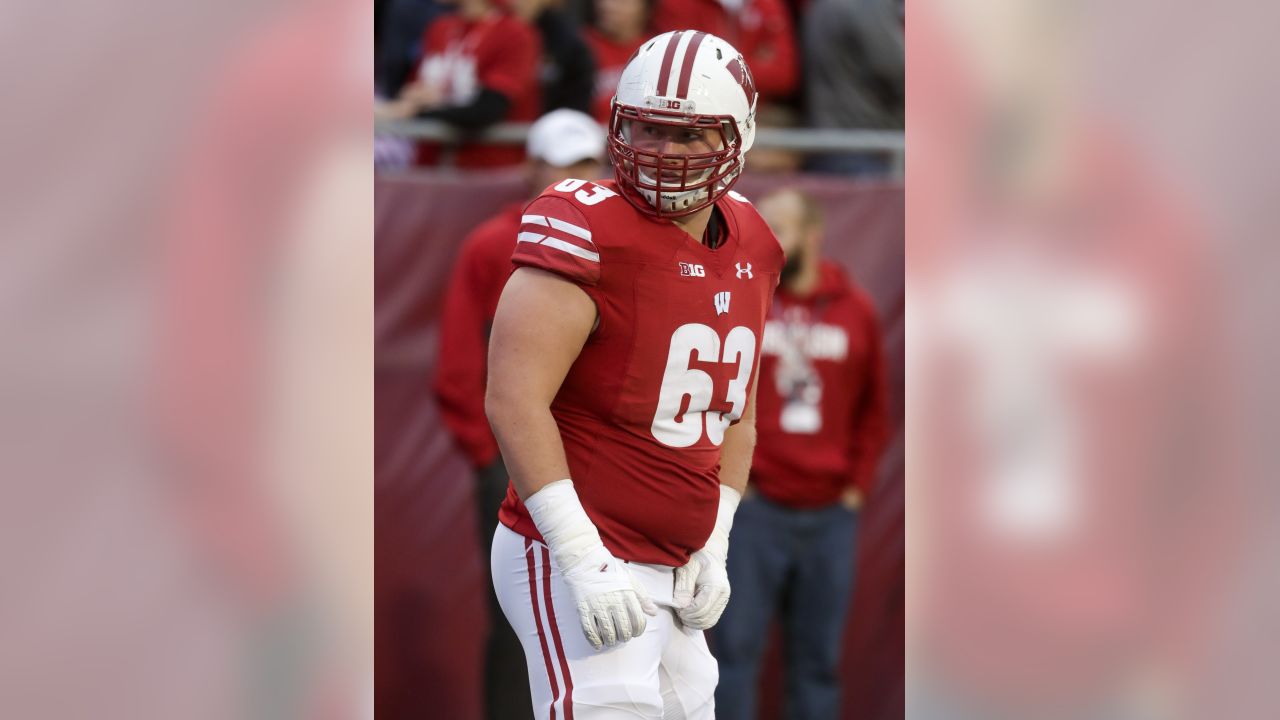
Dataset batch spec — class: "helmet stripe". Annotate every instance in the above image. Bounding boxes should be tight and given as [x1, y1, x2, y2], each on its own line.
[675, 32, 707, 99]
[655, 30, 684, 97]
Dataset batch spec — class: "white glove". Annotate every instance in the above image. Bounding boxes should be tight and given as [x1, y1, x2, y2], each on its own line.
[524, 480, 658, 650]
[674, 485, 741, 630]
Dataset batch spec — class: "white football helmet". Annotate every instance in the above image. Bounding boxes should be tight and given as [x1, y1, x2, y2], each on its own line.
[607, 31, 758, 218]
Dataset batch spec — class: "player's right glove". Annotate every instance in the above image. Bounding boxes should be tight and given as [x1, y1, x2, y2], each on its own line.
[524, 479, 658, 650]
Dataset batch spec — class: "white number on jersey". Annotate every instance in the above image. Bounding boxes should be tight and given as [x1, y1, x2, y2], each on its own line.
[650, 324, 757, 448]
[554, 178, 618, 206]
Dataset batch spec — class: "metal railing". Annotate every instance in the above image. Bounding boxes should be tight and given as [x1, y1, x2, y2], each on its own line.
[375, 119, 904, 179]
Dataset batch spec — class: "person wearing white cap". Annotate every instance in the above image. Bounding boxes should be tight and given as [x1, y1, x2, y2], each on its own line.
[432, 108, 605, 720]
[524, 108, 609, 180]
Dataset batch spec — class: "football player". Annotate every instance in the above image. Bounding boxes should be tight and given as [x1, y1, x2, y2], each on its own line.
[485, 30, 783, 720]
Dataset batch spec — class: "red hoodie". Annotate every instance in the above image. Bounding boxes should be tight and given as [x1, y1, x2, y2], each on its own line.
[432, 203, 524, 467]
[751, 259, 889, 507]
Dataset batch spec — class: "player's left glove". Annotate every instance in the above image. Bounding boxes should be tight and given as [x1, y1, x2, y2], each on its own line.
[524, 479, 658, 650]
[673, 485, 741, 630]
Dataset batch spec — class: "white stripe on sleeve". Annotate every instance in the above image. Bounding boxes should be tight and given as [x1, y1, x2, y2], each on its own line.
[546, 217, 594, 244]
[522, 213, 593, 244]
[540, 237, 600, 263]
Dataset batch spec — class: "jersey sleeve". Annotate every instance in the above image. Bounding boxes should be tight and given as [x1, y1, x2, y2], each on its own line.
[512, 194, 601, 286]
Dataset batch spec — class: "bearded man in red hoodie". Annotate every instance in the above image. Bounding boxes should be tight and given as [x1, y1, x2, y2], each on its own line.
[710, 187, 890, 720]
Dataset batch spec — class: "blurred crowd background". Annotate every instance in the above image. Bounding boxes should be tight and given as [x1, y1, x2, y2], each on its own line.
[374, 0, 903, 176]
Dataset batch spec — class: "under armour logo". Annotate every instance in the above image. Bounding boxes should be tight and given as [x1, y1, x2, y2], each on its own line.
[714, 291, 731, 315]
[736, 262, 753, 279]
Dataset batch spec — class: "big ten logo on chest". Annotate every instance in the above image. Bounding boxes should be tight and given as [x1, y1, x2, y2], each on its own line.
[761, 320, 849, 361]
[679, 261, 706, 278]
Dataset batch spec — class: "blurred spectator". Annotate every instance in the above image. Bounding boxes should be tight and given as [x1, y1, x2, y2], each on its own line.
[711, 188, 889, 719]
[745, 103, 804, 174]
[803, 0, 903, 174]
[375, 0, 444, 98]
[583, 0, 655, 123]
[559, 0, 592, 23]
[432, 109, 605, 720]
[652, 0, 799, 105]
[509, 0, 597, 115]
[376, 0, 542, 167]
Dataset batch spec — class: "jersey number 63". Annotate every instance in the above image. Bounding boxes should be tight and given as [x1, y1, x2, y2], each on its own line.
[650, 323, 757, 448]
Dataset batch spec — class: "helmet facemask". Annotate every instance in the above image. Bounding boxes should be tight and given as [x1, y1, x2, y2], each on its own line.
[608, 104, 746, 219]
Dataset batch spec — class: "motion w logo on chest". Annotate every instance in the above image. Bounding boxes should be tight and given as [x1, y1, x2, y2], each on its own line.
[714, 291, 731, 316]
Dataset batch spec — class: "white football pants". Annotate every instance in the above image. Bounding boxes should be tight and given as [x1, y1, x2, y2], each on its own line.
[492, 524, 719, 720]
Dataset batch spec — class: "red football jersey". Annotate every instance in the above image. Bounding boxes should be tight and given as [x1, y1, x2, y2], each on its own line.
[751, 260, 890, 507]
[497, 179, 784, 566]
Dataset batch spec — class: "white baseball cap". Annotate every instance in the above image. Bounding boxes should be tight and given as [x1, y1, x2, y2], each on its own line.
[526, 109, 606, 167]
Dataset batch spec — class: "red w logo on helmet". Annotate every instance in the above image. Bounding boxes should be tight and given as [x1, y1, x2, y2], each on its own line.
[726, 55, 756, 104]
